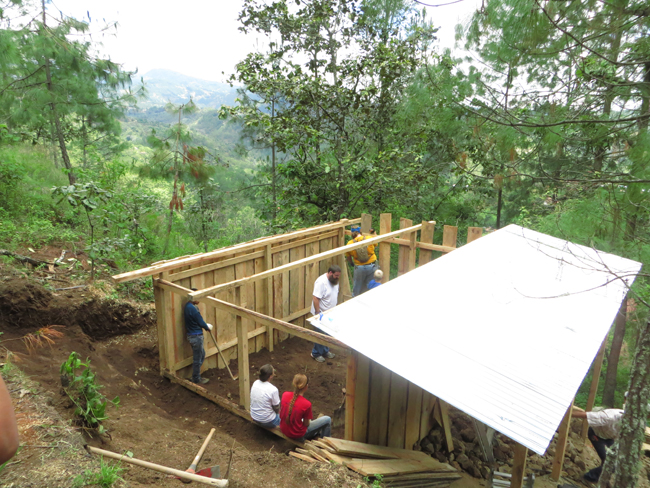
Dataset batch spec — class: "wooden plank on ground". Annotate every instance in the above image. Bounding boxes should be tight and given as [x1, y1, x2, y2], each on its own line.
[379, 213, 392, 280]
[322, 438, 398, 459]
[367, 359, 392, 446]
[382, 473, 462, 482]
[353, 352, 371, 443]
[398, 218, 413, 277]
[320, 450, 358, 465]
[387, 372, 409, 448]
[405, 382, 423, 450]
[289, 451, 317, 463]
[345, 458, 445, 477]
[312, 439, 336, 453]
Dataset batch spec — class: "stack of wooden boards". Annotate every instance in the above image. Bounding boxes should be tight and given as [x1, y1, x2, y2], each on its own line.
[289, 437, 461, 488]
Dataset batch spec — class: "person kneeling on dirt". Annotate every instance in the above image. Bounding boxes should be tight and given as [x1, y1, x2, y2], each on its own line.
[572, 405, 624, 482]
[280, 374, 331, 441]
[184, 289, 214, 385]
[250, 364, 281, 428]
[0, 375, 19, 464]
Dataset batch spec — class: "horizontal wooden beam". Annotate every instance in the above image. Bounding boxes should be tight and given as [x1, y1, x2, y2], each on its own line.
[155, 280, 346, 349]
[169, 250, 265, 282]
[386, 237, 455, 254]
[113, 218, 361, 283]
[271, 230, 339, 254]
[162, 370, 303, 447]
[173, 306, 312, 371]
[190, 223, 429, 300]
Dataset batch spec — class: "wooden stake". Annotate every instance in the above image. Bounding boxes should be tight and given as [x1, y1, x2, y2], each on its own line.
[379, 214, 392, 280]
[582, 337, 607, 440]
[419, 221, 435, 266]
[551, 401, 573, 481]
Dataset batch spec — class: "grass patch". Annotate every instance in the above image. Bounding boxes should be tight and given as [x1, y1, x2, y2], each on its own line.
[72, 456, 125, 488]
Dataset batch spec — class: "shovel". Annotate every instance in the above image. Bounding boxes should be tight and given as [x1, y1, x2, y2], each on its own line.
[208, 329, 238, 381]
[179, 428, 221, 484]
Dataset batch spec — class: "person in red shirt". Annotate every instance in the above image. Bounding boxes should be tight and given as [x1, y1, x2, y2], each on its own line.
[280, 373, 332, 441]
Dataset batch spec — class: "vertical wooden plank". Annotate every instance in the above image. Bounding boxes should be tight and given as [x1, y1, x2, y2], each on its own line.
[511, 442, 528, 488]
[404, 382, 423, 449]
[254, 254, 266, 352]
[345, 351, 358, 441]
[361, 213, 372, 234]
[467, 226, 483, 243]
[161, 271, 176, 372]
[551, 401, 573, 481]
[297, 246, 305, 327]
[319, 236, 333, 275]
[442, 225, 458, 249]
[398, 218, 413, 277]
[353, 353, 371, 443]
[289, 245, 301, 329]
[176, 267, 192, 378]
[420, 391, 436, 441]
[367, 360, 392, 446]
[214, 265, 236, 368]
[387, 372, 409, 448]
[439, 399, 454, 452]
[265, 244, 274, 352]
[582, 337, 607, 439]
[338, 228, 352, 303]
[153, 275, 167, 372]
[235, 286, 251, 410]
[281, 248, 290, 339]
[408, 227, 417, 272]
[244, 259, 257, 351]
[273, 251, 284, 345]
[305, 241, 320, 318]
[419, 221, 435, 267]
[379, 214, 392, 280]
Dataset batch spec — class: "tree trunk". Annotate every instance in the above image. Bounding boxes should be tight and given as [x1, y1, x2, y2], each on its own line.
[602, 297, 627, 407]
[496, 188, 503, 229]
[598, 318, 650, 488]
[271, 99, 277, 222]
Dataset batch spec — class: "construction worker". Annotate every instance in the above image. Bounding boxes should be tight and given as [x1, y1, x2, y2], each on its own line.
[184, 288, 214, 384]
[310, 265, 341, 363]
[250, 364, 281, 428]
[346, 226, 377, 296]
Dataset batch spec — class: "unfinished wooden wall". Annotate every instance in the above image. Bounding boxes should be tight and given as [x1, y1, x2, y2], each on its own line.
[153, 220, 357, 379]
[345, 215, 484, 450]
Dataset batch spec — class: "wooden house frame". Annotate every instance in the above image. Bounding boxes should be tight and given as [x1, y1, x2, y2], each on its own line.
[113, 214, 606, 488]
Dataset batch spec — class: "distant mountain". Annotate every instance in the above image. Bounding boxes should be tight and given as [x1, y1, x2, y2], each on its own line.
[135, 69, 240, 109]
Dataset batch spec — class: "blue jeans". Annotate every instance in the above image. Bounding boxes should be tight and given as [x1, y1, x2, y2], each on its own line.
[353, 262, 378, 296]
[303, 416, 332, 441]
[255, 413, 280, 429]
[187, 334, 205, 383]
[312, 342, 330, 358]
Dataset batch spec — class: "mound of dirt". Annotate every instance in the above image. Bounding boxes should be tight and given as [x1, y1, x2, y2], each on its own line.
[0, 279, 154, 340]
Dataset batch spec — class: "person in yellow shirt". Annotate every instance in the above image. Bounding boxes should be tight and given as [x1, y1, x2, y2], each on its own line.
[346, 226, 378, 296]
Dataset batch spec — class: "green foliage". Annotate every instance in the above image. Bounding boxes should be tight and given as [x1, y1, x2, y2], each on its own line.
[60, 352, 119, 435]
[360, 474, 384, 487]
[72, 456, 125, 488]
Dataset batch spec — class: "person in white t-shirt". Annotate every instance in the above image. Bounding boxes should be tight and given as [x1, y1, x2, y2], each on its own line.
[250, 364, 281, 428]
[310, 265, 341, 363]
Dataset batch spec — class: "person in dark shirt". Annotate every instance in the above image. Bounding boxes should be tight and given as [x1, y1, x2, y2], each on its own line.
[184, 289, 213, 384]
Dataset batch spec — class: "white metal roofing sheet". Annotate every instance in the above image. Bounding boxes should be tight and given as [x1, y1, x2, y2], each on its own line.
[308, 224, 641, 454]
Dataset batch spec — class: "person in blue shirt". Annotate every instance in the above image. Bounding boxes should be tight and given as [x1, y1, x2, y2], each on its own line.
[367, 269, 383, 290]
[184, 289, 214, 384]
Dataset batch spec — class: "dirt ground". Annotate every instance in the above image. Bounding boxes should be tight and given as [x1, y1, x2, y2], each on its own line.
[1, 268, 649, 488]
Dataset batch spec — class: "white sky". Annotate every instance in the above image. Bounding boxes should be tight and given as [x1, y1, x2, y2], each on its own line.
[48, 0, 481, 82]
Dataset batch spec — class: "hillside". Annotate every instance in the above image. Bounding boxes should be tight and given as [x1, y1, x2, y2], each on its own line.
[135, 69, 239, 109]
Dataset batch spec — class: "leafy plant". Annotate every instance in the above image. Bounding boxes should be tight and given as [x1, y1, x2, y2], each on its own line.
[60, 352, 119, 435]
[72, 456, 125, 488]
[359, 474, 383, 487]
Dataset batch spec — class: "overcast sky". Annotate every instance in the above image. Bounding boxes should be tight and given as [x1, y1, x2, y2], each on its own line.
[49, 0, 481, 82]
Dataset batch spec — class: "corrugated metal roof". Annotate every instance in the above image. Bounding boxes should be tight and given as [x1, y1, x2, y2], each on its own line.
[308, 225, 641, 454]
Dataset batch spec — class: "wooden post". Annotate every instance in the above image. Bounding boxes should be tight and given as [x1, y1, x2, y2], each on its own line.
[551, 401, 573, 481]
[353, 353, 371, 443]
[361, 213, 372, 234]
[154, 273, 167, 372]
[236, 287, 250, 410]
[420, 391, 436, 441]
[408, 226, 417, 272]
[338, 227, 352, 302]
[511, 442, 528, 488]
[467, 226, 483, 243]
[387, 372, 409, 448]
[442, 225, 458, 249]
[265, 244, 274, 352]
[419, 221, 435, 266]
[379, 214, 392, 279]
[398, 218, 413, 276]
[367, 360, 391, 446]
[345, 351, 358, 440]
[404, 383, 423, 449]
[161, 271, 176, 371]
[438, 399, 454, 452]
[581, 337, 607, 440]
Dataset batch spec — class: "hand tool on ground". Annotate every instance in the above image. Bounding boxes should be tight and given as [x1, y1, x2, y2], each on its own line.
[225, 439, 235, 480]
[180, 427, 217, 484]
[208, 329, 238, 381]
[85, 445, 228, 487]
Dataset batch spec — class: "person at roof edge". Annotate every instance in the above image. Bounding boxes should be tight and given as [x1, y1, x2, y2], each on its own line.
[572, 392, 650, 483]
[184, 288, 214, 384]
[346, 225, 378, 296]
[310, 265, 341, 363]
